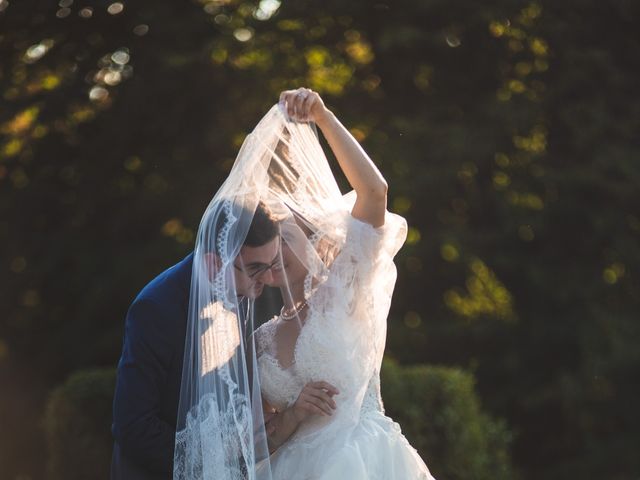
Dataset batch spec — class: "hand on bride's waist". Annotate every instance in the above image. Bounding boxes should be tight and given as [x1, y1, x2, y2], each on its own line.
[265, 381, 339, 451]
[291, 381, 340, 422]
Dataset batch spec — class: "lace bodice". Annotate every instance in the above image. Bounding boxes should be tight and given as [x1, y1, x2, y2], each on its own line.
[255, 317, 306, 411]
[255, 315, 385, 416]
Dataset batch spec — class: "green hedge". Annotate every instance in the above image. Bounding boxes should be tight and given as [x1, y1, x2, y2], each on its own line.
[45, 362, 514, 479]
[381, 358, 515, 480]
[44, 368, 116, 480]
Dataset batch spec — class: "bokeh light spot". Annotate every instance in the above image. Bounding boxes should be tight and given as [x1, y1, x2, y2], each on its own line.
[111, 49, 130, 65]
[404, 311, 422, 329]
[2, 107, 39, 135]
[254, 0, 280, 21]
[493, 171, 511, 189]
[22, 290, 40, 308]
[11, 257, 27, 273]
[603, 263, 625, 285]
[445, 34, 461, 48]
[124, 156, 142, 172]
[24, 40, 54, 63]
[234, 28, 254, 42]
[89, 86, 109, 102]
[133, 24, 149, 36]
[393, 196, 411, 214]
[518, 225, 535, 241]
[441, 244, 460, 262]
[406, 227, 422, 245]
[107, 2, 124, 15]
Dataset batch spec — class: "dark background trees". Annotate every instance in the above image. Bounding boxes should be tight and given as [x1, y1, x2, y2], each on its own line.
[1, 0, 638, 478]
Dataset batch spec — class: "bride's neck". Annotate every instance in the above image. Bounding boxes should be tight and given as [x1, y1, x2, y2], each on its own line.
[280, 283, 305, 309]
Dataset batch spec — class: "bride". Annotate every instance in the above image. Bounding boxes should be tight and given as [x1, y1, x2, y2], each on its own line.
[173, 87, 434, 479]
[253, 88, 434, 479]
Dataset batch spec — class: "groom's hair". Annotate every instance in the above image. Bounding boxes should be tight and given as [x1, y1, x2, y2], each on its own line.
[207, 200, 279, 255]
[244, 201, 279, 247]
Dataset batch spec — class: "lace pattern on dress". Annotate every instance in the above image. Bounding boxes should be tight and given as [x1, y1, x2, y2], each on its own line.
[254, 318, 305, 411]
[360, 371, 385, 417]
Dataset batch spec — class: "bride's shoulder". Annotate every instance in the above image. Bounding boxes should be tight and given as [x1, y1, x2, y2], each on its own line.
[255, 316, 278, 334]
[252, 316, 278, 352]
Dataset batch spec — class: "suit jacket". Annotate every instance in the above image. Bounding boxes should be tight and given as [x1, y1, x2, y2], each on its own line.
[111, 253, 193, 479]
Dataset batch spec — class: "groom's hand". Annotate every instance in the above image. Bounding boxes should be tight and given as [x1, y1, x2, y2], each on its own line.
[263, 382, 338, 451]
[262, 399, 278, 436]
[292, 381, 339, 422]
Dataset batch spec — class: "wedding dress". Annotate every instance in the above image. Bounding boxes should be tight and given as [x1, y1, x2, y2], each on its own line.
[255, 211, 435, 479]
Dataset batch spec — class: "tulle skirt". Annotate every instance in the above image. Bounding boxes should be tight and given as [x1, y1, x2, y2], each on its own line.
[262, 411, 435, 480]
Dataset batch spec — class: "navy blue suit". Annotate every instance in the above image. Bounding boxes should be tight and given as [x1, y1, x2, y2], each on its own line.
[111, 253, 193, 479]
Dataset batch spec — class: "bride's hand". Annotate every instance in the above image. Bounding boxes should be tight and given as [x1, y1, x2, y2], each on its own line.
[292, 381, 339, 421]
[279, 88, 329, 124]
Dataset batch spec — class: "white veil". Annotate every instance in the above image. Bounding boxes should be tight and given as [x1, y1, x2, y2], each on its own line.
[174, 104, 406, 479]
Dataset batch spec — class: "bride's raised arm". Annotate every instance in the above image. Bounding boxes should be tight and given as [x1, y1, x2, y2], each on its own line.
[279, 88, 388, 228]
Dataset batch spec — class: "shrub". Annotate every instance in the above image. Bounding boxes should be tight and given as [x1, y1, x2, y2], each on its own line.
[381, 358, 515, 480]
[44, 368, 116, 480]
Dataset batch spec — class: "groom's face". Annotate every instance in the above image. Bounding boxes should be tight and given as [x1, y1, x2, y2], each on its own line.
[233, 235, 281, 299]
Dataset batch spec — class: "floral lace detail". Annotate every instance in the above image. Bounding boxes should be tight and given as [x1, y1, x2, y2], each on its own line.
[255, 318, 305, 411]
[254, 316, 277, 357]
[213, 199, 235, 301]
[174, 392, 253, 480]
[360, 371, 385, 417]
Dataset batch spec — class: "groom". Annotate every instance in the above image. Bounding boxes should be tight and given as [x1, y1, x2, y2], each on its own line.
[111, 201, 280, 479]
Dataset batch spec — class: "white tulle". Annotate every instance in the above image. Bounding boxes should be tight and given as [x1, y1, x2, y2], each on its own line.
[175, 103, 341, 480]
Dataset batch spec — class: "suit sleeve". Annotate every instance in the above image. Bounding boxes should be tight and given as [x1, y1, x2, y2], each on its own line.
[112, 298, 176, 474]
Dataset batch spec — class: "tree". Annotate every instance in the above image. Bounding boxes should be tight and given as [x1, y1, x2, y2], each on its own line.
[1, 0, 638, 478]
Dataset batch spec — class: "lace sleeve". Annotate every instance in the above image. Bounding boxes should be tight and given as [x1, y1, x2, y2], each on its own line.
[340, 189, 408, 264]
[345, 210, 407, 261]
[310, 203, 407, 316]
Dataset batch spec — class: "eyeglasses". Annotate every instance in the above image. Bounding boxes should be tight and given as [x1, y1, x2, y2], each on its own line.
[234, 256, 282, 279]
[233, 238, 282, 279]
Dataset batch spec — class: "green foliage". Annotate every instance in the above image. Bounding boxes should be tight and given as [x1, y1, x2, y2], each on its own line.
[381, 359, 514, 480]
[44, 368, 116, 480]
